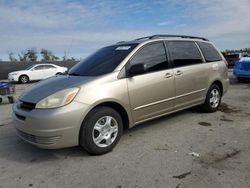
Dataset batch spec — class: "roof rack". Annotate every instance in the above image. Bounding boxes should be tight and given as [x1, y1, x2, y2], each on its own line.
[135, 34, 209, 41]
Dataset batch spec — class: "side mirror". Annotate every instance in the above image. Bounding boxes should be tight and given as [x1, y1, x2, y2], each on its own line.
[128, 63, 146, 77]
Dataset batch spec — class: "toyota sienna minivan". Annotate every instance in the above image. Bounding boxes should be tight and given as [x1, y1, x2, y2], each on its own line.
[13, 35, 229, 155]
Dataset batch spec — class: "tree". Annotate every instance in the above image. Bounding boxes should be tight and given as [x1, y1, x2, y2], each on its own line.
[40, 48, 50, 61]
[18, 51, 29, 61]
[17, 48, 38, 62]
[26, 48, 38, 61]
[9, 52, 18, 61]
[40, 48, 59, 61]
[222, 48, 250, 55]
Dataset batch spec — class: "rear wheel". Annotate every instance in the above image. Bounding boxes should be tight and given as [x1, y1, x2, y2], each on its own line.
[0, 98, 2, 103]
[19, 75, 29, 84]
[200, 84, 221, 113]
[80, 106, 123, 155]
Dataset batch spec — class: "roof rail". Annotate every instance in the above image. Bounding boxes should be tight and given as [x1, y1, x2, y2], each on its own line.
[135, 34, 209, 41]
[116, 41, 127, 44]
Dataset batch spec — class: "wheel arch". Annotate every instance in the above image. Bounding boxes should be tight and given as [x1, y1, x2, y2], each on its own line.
[211, 80, 223, 95]
[78, 100, 131, 146]
[78, 101, 132, 140]
[18, 74, 30, 82]
[92, 101, 130, 130]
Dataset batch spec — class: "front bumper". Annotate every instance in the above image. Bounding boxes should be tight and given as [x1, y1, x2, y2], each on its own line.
[8, 74, 19, 82]
[12, 100, 90, 149]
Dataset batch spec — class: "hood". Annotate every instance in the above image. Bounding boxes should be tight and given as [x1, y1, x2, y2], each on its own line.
[9, 70, 27, 74]
[20, 75, 94, 103]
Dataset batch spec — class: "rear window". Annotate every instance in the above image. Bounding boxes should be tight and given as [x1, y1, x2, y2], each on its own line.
[167, 41, 203, 67]
[197, 42, 222, 62]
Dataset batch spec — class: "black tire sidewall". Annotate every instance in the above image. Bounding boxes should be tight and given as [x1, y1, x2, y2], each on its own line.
[8, 96, 14, 104]
[19, 75, 29, 84]
[237, 77, 245, 83]
[80, 106, 123, 155]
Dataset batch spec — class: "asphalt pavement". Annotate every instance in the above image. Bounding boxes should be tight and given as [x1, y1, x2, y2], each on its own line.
[0, 72, 250, 188]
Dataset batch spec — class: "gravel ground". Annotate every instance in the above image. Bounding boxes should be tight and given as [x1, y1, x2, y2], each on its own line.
[0, 72, 250, 188]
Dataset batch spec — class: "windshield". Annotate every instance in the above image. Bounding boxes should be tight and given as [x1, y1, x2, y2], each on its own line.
[68, 44, 138, 76]
[25, 65, 36, 70]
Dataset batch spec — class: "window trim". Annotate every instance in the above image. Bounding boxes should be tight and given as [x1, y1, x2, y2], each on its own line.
[165, 40, 205, 68]
[194, 42, 206, 63]
[124, 41, 170, 77]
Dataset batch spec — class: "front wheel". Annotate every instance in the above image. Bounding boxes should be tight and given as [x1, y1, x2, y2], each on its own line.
[80, 106, 123, 155]
[200, 84, 221, 113]
[19, 75, 29, 84]
[8, 96, 15, 104]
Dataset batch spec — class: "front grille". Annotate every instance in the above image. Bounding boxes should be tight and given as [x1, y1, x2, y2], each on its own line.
[17, 130, 61, 145]
[20, 101, 36, 111]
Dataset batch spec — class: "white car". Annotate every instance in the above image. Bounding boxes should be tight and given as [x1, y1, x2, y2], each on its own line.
[8, 64, 68, 84]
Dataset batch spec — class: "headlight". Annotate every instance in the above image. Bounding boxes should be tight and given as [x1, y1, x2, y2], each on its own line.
[36, 87, 79, 109]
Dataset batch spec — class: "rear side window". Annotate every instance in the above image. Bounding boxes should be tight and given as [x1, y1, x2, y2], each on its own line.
[167, 41, 203, 67]
[130, 42, 168, 72]
[197, 42, 222, 62]
[34, 65, 44, 70]
[43, 65, 56, 69]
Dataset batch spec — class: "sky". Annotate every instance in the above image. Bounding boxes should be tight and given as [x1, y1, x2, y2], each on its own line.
[0, 0, 249, 61]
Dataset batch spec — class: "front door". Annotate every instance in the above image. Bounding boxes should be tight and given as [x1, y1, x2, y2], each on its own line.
[126, 42, 175, 123]
[29, 65, 45, 80]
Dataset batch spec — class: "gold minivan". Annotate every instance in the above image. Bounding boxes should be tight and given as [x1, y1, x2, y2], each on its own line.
[13, 35, 229, 155]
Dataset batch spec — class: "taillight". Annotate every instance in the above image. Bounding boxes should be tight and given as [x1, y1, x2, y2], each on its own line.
[224, 60, 228, 68]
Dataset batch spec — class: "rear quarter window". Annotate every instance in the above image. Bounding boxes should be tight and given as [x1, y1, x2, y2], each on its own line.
[197, 42, 222, 62]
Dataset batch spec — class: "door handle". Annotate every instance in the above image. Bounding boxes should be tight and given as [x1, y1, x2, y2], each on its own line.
[164, 73, 173, 78]
[175, 70, 183, 76]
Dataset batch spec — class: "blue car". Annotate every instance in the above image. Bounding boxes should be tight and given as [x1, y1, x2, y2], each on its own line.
[0, 82, 15, 103]
[233, 58, 250, 82]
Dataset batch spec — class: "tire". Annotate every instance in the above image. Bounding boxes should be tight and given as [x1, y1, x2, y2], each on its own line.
[80, 106, 123, 155]
[237, 77, 244, 83]
[8, 96, 15, 104]
[19, 75, 29, 84]
[200, 84, 221, 113]
[56, 72, 62, 75]
[0, 98, 2, 103]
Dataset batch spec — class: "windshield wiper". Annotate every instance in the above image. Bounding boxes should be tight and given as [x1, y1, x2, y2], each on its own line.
[68, 73, 81, 76]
